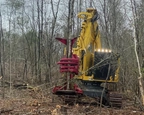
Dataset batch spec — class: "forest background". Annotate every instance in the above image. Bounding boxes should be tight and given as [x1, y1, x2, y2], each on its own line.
[0, 0, 144, 106]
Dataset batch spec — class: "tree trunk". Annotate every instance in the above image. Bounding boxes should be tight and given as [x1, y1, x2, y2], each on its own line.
[0, 10, 5, 98]
[131, 0, 144, 105]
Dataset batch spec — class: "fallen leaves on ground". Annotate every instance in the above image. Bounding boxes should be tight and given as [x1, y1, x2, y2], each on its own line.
[0, 89, 144, 115]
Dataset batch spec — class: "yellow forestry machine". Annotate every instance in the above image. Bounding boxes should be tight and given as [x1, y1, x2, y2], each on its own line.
[52, 8, 122, 107]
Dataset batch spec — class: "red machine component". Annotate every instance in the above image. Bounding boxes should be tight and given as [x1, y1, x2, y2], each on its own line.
[52, 84, 83, 95]
[58, 54, 79, 74]
[52, 38, 83, 95]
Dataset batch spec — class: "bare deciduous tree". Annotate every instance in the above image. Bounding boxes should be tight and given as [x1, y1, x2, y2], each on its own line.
[130, 0, 144, 105]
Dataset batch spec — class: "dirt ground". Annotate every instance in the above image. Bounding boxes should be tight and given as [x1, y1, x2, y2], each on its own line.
[0, 88, 144, 115]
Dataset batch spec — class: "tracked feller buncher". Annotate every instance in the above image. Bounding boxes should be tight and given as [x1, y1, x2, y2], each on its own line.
[52, 8, 122, 107]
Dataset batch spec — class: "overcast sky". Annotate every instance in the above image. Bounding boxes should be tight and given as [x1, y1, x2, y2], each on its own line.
[0, 0, 5, 5]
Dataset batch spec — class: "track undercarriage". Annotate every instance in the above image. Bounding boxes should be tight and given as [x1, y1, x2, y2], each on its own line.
[53, 81, 122, 108]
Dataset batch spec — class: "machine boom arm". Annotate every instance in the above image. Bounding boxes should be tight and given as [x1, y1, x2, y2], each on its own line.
[73, 8, 101, 56]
